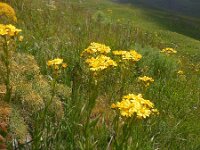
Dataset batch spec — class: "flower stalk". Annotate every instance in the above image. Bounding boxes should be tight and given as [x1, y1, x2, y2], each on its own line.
[2, 36, 11, 102]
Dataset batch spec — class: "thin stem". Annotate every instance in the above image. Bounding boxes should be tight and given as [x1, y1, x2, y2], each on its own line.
[2, 36, 12, 102]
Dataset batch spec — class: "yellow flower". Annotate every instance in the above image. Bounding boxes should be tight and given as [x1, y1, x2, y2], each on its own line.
[138, 76, 154, 82]
[112, 50, 127, 56]
[0, 24, 21, 36]
[177, 70, 184, 75]
[62, 63, 68, 68]
[0, 24, 7, 35]
[152, 109, 159, 115]
[47, 58, 63, 67]
[111, 93, 158, 119]
[81, 42, 111, 56]
[138, 76, 154, 87]
[117, 99, 134, 117]
[111, 103, 117, 109]
[18, 35, 24, 42]
[137, 108, 151, 119]
[47, 58, 67, 72]
[161, 47, 177, 54]
[112, 50, 142, 62]
[5, 24, 21, 36]
[85, 55, 117, 72]
[0, 2, 17, 22]
[142, 100, 154, 108]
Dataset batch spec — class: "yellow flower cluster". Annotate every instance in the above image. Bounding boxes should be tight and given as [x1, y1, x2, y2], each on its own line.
[138, 76, 154, 87]
[47, 58, 67, 70]
[177, 70, 184, 75]
[112, 50, 142, 62]
[0, 2, 17, 22]
[81, 42, 111, 56]
[81, 43, 142, 73]
[111, 94, 159, 118]
[0, 24, 21, 36]
[85, 55, 117, 71]
[161, 48, 177, 54]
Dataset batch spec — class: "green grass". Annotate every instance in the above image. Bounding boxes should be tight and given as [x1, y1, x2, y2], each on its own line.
[118, 0, 200, 18]
[1, 0, 200, 149]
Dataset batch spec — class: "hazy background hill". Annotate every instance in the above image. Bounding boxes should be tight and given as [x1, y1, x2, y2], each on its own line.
[116, 0, 200, 17]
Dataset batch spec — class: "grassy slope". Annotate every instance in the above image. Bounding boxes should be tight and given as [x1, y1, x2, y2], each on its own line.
[79, 0, 200, 64]
[5, 0, 200, 149]
[117, 0, 200, 17]
[66, 1, 200, 148]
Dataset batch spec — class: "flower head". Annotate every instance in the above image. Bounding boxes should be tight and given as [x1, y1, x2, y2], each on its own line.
[177, 70, 184, 75]
[0, 2, 17, 22]
[0, 24, 21, 36]
[111, 93, 158, 119]
[85, 55, 117, 72]
[47, 58, 68, 71]
[62, 63, 68, 68]
[161, 48, 177, 54]
[81, 42, 111, 56]
[47, 58, 63, 67]
[18, 35, 24, 42]
[112, 50, 142, 62]
[138, 76, 154, 87]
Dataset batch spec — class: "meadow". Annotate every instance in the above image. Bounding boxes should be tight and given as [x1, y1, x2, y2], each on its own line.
[0, 0, 200, 149]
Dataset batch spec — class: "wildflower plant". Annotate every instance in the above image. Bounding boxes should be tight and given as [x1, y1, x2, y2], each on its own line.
[47, 58, 67, 78]
[46, 58, 67, 111]
[0, 2, 17, 23]
[177, 70, 184, 75]
[112, 50, 142, 96]
[112, 50, 142, 62]
[161, 47, 177, 54]
[138, 75, 154, 88]
[81, 42, 111, 57]
[81, 42, 117, 83]
[0, 3, 69, 148]
[46, 58, 67, 114]
[111, 93, 158, 118]
[111, 94, 159, 148]
[85, 55, 117, 72]
[0, 10, 21, 103]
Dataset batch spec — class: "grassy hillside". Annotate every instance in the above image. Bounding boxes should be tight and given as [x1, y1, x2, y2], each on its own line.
[0, 0, 200, 149]
[77, 0, 200, 63]
[117, 0, 200, 17]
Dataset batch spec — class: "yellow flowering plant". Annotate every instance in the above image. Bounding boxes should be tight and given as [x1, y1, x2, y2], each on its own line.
[47, 58, 67, 74]
[112, 50, 142, 63]
[138, 75, 154, 87]
[0, 11, 22, 103]
[177, 70, 184, 75]
[0, 24, 21, 37]
[111, 94, 159, 149]
[0, 2, 17, 23]
[111, 93, 159, 118]
[81, 42, 111, 57]
[85, 55, 117, 72]
[161, 47, 177, 54]
[81, 43, 118, 87]
[112, 50, 142, 96]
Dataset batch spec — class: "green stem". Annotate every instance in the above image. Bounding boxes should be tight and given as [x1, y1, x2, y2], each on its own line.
[2, 36, 12, 103]
[120, 66, 126, 97]
[84, 77, 98, 148]
[34, 76, 57, 146]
